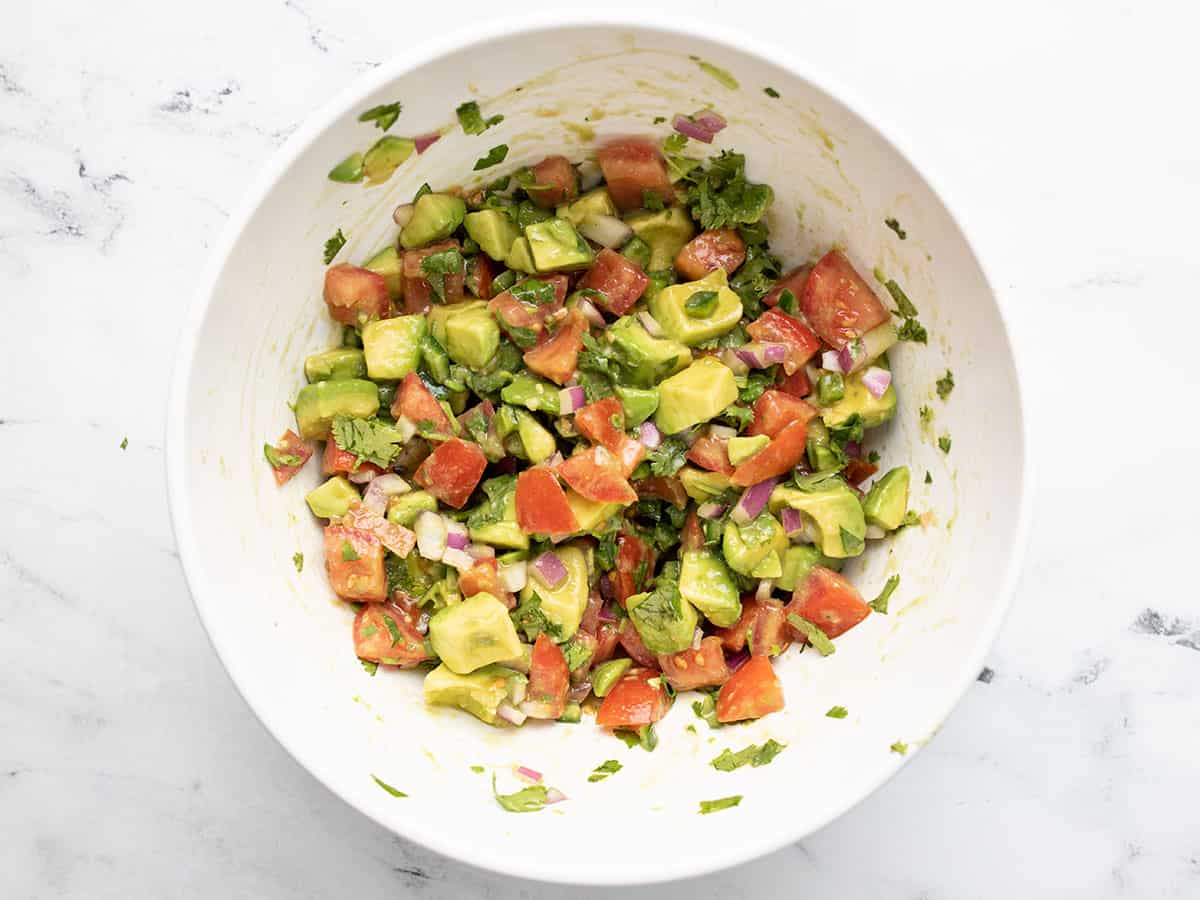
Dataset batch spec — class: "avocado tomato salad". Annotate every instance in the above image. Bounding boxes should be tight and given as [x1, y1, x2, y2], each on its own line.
[265, 132, 915, 743]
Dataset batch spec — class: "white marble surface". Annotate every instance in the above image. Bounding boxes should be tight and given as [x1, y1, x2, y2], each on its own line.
[3, 0, 1199, 896]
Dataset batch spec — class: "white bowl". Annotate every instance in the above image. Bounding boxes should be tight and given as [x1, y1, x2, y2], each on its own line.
[167, 14, 1029, 886]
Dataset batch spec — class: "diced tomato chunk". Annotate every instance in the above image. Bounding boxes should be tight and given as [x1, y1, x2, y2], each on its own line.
[776, 366, 813, 399]
[522, 309, 587, 384]
[322, 440, 386, 478]
[342, 502, 416, 558]
[617, 619, 659, 668]
[577, 249, 649, 315]
[353, 602, 431, 667]
[574, 396, 625, 451]
[747, 390, 818, 439]
[266, 429, 313, 485]
[716, 597, 790, 656]
[580, 589, 605, 636]
[515, 467, 579, 535]
[686, 427, 734, 475]
[674, 229, 746, 281]
[746, 308, 822, 373]
[614, 436, 646, 478]
[324, 525, 386, 602]
[658, 636, 731, 692]
[786, 566, 871, 639]
[730, 419, 808, 487]
[526, 155, 579, 208]
[799, 250, 890, 349]
[634, 475, 689, 509]
[716, 656, 784, 722]
[523, 634, 570, 719]
[591, 621, 621, 667]
[679, 510, 705, 553]
[557, 446, 637, 504]
[522, 275, 571, 320]
[464, 253, 496, 299]
[458, 557, 507, 601]
[595, 667, 670, 728]
[488, 293, 544, 346]
[413, 438, 487, 509]
[596, 139, 674, 211]
[842, 458, 878, 486]
[392, 372, 454, 436]
[402, 240, 464, 313]
[323, 264, 392, 326]
[613, 531, 656, 608]
[762, 264, 812, 309]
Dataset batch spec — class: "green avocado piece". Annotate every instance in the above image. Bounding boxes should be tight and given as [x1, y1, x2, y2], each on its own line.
[679, 549, 741, 627]
[626, 563, 698, 655]
[862, 466, 910, 531]
[500, 372, 561, 414]
[464, 209, 521, 263]
[363, 245, 404, 299]
[428, 592, 523, 675]
[557, 187, 618, 226]
[423, 663, 525, 726]
[564, 490, 623, 533]
[749, 550, 783, 579]
[722, 512, 788, 576]
[625, 207, 696, 270]
[620, 236, 652, 270]
[822, 355, 897, 428]
[590, 658, 633, 697]
[504, 236, 536, 273]
[805, 419, 844, 472]
[614, 385, 659, 426]
[654, 357, 739, 435]
[727, 434, 770, 466]
[678, 465, 731, 502]
[770, 482, 867, 558]
[400, 193, 466, 249]
[518, 543, 590, 639]
[443, 302, 500, 370]
[648, 268, 744, 346]
[361, 315, 427, 380]
[776, 545, 846, 592]
[386, 490, 437, 527]
[363, 136, 415, 183]
[294, 379, 379, 439]
[514, 408, 557, 464]
[467, 481, 529, 550]
[525, 218, 595, 271]
[304, 348, 367, 383]
[304, 475, 360, 519]
[607, 316, 692, 389]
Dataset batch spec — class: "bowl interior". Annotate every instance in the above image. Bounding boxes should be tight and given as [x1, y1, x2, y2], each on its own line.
[169, 21, 1025, 885]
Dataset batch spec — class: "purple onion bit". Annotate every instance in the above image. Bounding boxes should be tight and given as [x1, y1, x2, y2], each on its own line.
[672, 114, 716, 143]
[532, 551, 568, 588]
[730, 476, 780, 524]
[724, 648, 751, 672]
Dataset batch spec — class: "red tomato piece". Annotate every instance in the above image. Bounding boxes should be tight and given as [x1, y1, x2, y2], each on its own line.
[634, 475, 689, 509]
[523, 274, 571, 320]
[686, 427, 734, 475]
[617, 619, 659, 668]
[266, 429, 312, 485]
[716, 655, 784, 723]
[613, 531, 656, 608]
[488, 293, 544, 346]
[576, 249, 649, 316]
[464, 253, 496, 299]
[716, 595, 758, 652]
[746, 308, 822, 373]
[595, 667, 670, 728]
[353, 602, 431, 667]
[323, 264, 392, 326]
[580, 589, 605, 636]
[679, 510, 706, 553]
[413, 438, 487, 509]
[523, 634, 570, 719]
[592, 621, 621, 667]
[776, 366, 813, 399]
[762, 264, 812, 309]
[786, 566, 871, 639]
[324, 525, 386, 602]
[658, 636, 731, 692]
[458, 557, 508, 602]
[322, 440, 386, 478]
[715, 597, 790, 656]
[522, 309, 587, 385]
[673, 229, 746, 281]
[614, 436, 646, 477]
[799, 250, 890, 349]
[515, 467, 580, 535]
[526, 155, 579, 208]
[557, 446, 637, 504]
[574, 396, 625, 452]
[402, 239, 464, 313]
[342, 503, 417, 558]
[842, 458, 879, 486]
[747, 390, 818, 439]
[730, 419, 809, 487]
[392, 372, 454, 436]
[596, 139, 674, 211]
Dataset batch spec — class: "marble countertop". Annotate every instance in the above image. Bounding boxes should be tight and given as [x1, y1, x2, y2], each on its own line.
[3, 0, 1198, 896]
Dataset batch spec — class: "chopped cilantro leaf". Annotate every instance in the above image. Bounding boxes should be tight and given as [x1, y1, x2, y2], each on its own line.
[653, 115, 666, 124]
[870, 575, 899, 613]
[738, 370, 774, 405]
[371, 774, 407, 797]
[323, 228, 346, 264]
[787, 613, 836, 656]
[413, 182, 432, 202]
[826, 705, 848, 719]
[421, 248, 465, 302]
[699, 795, 742, 814]
[925, 471, 932, 484]
[685, 151, 774, 231]
[884, 217, 907, 240]
[510, 278, 556, 306]
[382, 614, 403, 646]
[470, 765, 485, 774]
[456, 100, 503, 135]
[510, 591, 564, 642]
[648, 435, 689, 477]
[358, 101, 402, 131]
[341, 541, 360, 562]
[642, 189, 665, 211]
[563, 637, 594, 673]
[718, 404, 754, 431]
[119, 437, 128, 450]
[938, 435, 952, 454]
[492, 775, 548, 812]
[919, 405, 934, 425]
[710, 739, 786, 771]
[885, 279, 918, 318]
[692, 691, 723, 729]
[764, 86, 780, 98]
[890, 741, 908, 755]
[360, 659, 378, 676]
[474, 144, 509, 170]
[897, 317, 927, 343]
[587, 759, 623, 782]
[936, 369, 955, 401]
[331, 415, 410, 469]
[292, 552, 304, 573]
[867, 450, 880, 463]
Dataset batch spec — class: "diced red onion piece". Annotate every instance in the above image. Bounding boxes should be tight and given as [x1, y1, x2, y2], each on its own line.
[692, 109, 728, 134]
[821, 350, 843, 373]
[861, 366, 892, 399]
[577, 297, 605, 328]
[445, 520, 469, 550]
[414, 511, 447, 560]
[559, 385, 587, 415]
[843, 440, 862, 458]
[724, 648, 751, 672]
[838, 339, 866, 374]
[708, 424, 738, 441]
[638, 421, 662, 450]
[599, 574, 614, 602]
[413, 132, 440, 154]
[672, 114, 715, 143]
[441, 546, 475, 572]
[568, 680, 592, 702]
[721, 347, 750, 375]
[546, 451, 564, 468]
[544, 787, 567, 805]
[598, 600, 619, 622]
[532, 551, 568, 589]
[392, 203, 415, 228]
[498, 560, 527, 593]
[637, 311, 665, 338]
[696, 501, 727, 520]
[781, 507, 804, 537]
[515, 766, 543, 784]
[735, 342, 789, 368]
[496, 703, 526, 726]
[755, 579, 776, 603]
[730, 477, 779, 524]
[347, 467, 375, 485]
[362, 473, 410, 514]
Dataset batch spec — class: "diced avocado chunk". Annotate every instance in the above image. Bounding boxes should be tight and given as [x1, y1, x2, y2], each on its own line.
[654, 357, 739, 435]
[525, 218, 595, 271]
[361, 315, 426, 380]
[305, 475, 360, 519]
[518, 543, 590, 639]
[614, 385, 659, 426]
[678, 465, 731, 501]
[776, 545, 845, 592]
[769, 482, 867, 558]
[514, 408, 557, 463]
[822, 355, 897, 428]
[625, 207, 696, 270]
[294, 379, 379, 439]
[727, 434, 770, 466]
[464, 209, 521, 263]
[607, 316, 692, 389]
[400, 193, 466, 249]
[557, 188, 617, 227]
[722, 512, 788, 577]
[305, 348, 367, 382]
[620, 236, 652, 270]
[428, 592, 523, 674]
[590, 658, 632, 697]
[862, 466, 910, 531]
[363, 245, 404, 299]
[679, 549, 741, 627]
[363, 136, 415, 183]
[468, 480, 529, 550]
[442, 302, 500, 370]
[386, 490, 438, 527]
[648, 268, 744, 346]
[423, 663, 525, 726]
[501, 372, 561, 414]
[564, 490, 622, 533]
[505, 236, 537, 273]
[626, 562, 698, 655]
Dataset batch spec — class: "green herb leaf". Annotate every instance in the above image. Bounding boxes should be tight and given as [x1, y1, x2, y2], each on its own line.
[323, 228, 347, 264]
[360, 659, 378, 676]
[884, 279, 918, 318]
[684, 290, 719, 318]
[371, 774, 407, 797]
[648, 435, 689, 477]
[595, 532, 618, 571]
[382, 614, 404, 646]
[938, 435, 952, 454]
[587, 759, 623, 783]
[696, 60, 739, 90]
[292, 552, 304, 573]
[764, 86, 780, 98]
[615, 729, 640, 749]
[867, 450, 880, 463]
[492, 775, 549, 813]
[642, 189, 665, 211]
[925, 471, 932, 484]
[510, 278, 556, 306]
[699, 795, 743, 814]
[919, 405, 933, 425]
[787, 613, 836, 656]
[896, 318, 928, 343]
[870, 575, 899, 613]
[328, 153, 365, 183]
[510, 591, 564, 642]
[420, 248, 465, 303]
[470, 765, 485, 773]
[686, 151, 774, 231]
[119, 437, 128, 450]
[826, 705, 848, 719]
[839, 526, 865, 555]
[710, 739, 787, 771]
[456, 100, 503, 135]
[563, 637, 594, 673]
[936, 369, 955, 401]
[474, 144, 509, 170]
[890, 741, 908, 755]
[776, 288, 798, 315]
[358, 101, 402, 131]
[738, 370, 774, 406]
[718, 404, 754, 431]
[653, 115, 666, 124]
[331, 415, 410, 469]
[341, 541, 361, 562]
[691, 691, 723, 729]
[629, 563, 684, 635]
[884, 217, 907, 240]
